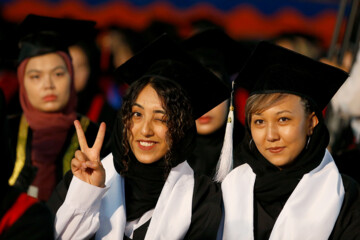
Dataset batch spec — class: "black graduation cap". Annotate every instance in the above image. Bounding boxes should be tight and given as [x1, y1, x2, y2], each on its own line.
[17, 14, 96, 62]
[183, 28, 255, 85]
[115, 34, 231, 120]
[235, 41, 349, 111]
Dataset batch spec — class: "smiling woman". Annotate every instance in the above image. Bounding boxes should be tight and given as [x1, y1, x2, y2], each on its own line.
[7, 14, 111, 202]
[221, 41, 360, 240]
[49, 34, 229, 239]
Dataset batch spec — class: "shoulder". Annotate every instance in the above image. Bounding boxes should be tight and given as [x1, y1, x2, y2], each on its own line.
[329, 175, 360, 239]
[1, 188, 54, 239]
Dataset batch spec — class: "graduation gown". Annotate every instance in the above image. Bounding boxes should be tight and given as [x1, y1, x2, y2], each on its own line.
[221, 150, 360, 240]
[7, 113, 112, 201]
[48, 154, 222, 240]
[0, 187, 54, 240]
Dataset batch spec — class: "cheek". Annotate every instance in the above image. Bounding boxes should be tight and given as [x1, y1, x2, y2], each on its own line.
[24, 79, 40, 103]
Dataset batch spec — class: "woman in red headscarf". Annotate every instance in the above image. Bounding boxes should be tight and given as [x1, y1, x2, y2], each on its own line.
[7, 14, 111, 202]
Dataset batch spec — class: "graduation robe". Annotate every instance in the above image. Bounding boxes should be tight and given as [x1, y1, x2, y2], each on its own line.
[48, 154, 222, 240]
[7, 113, 112, 201]
[221, 149, 360, 240]
[0, 187, 54, 240]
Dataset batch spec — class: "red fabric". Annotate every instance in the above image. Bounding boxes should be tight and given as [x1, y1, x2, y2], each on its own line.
[17, 51, 77, 201]
[0, 71, 19, 103]
[86, 94, 105, 122]
[234, 88, 249, 126]
[0, 193, 38, 234]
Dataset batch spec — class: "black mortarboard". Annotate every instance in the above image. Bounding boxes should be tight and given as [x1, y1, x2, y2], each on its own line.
[115, 34, 231, 120]
[17, 14, 96, 62]
[183, 28, 255, 84]
[235, 41, 348, 111]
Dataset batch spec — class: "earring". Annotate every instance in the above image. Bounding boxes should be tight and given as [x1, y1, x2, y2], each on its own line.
[306, 136, 311, 149]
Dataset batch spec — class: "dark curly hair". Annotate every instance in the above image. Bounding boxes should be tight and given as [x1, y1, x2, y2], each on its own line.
[115, 76, 194, 175]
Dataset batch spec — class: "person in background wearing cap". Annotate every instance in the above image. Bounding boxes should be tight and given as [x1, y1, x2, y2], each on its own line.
[49, 34, 227, 239]
[7, 14, 111, 202]
[0, 89, 54, 240]
[69, 28, 118, 132]
[221, 42, 360, 239]
[182, 28, 247, 180]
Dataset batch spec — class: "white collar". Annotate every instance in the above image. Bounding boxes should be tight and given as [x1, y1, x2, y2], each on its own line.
[96, 155, 194, 239]
[221, 149, 345, 240]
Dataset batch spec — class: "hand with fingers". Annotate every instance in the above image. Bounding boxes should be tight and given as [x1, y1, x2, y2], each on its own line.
[72, 120, 107, 188]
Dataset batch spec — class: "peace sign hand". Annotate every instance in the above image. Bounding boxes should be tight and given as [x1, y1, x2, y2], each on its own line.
[71, 120, 106, 188]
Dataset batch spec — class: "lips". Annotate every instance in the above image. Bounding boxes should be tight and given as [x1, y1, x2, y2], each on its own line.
[42, 94, 57, 102]
[267, 147, 285, 153]
[197, 116, 212, 124]
[137, 140, 157, 151]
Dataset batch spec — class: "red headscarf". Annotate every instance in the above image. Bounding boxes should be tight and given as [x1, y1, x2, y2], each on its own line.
[17, 51, 77, 200]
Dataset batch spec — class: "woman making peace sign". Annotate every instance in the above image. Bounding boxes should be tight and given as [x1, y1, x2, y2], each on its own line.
[51, 34, 228, 239]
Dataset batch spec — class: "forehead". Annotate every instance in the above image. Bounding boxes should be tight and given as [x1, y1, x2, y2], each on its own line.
[26, 53, 66, 70]
[134, 84, 164, 108]
[253, 94, 303, 114]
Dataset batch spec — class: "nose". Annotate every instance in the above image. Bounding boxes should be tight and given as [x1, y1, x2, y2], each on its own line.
[266, 123, 280, 142]
[140, 119, 154, 137]
[44, 74, 55, 89]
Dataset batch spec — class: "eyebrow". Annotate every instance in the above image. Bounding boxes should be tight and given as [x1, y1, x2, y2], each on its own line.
[253, 110, 292, 116]
[26, 66, 67, 74]
[133, 103, 166, 114]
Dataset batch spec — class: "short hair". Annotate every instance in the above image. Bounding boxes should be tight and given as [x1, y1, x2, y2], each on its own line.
[245, 93, 314, 127]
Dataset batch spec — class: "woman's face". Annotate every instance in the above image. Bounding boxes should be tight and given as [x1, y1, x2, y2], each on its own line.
[24, 53, 71, 112]
[196, 99, 229, 135]
[129, 84, 169, 164]
[250, 94, 318, 169]
[69, 45, 90, 92]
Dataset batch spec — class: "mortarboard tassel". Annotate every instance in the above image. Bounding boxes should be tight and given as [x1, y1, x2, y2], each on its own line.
[214, 81, 234, 182]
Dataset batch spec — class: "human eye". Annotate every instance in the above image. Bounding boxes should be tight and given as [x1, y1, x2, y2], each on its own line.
[132, 112, 142, 119]
[253, 119, 264, 125]
[155, 115, 167, 123]
[29, 74, 40, 80]
[54, 70, 65, 77]
[279, 117, 290, 123]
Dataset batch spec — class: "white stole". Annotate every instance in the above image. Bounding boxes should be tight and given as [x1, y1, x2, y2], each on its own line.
[222, 149, 345, 240]
[96, 154, 194, 239]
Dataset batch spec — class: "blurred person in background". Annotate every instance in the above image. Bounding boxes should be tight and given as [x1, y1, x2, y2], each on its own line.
[7, 14, 111, 202]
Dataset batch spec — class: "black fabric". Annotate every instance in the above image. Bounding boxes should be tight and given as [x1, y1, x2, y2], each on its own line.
[114, 34, 230, 120]
[124, 153, 167, 221]
[47, 164, 223, 240]
[334, 148, 360, 184]
[0, 89, 13, 196]
[7, 114, 112, 200]
[0, 187, 54, 240]
[234, 41, 348, 111]
[235, 112, 329, 205]
[329, 175, 360, 239]
[188, 125, 226, 178]
[128, 174, 223, 240]
[112, 111, 197, 221]
[235, 113, 330, 238]
[17, 14, 96, 62]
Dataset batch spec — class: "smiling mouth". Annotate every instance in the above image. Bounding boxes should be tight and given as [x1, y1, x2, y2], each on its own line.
[137, 140, 158, 150]
[139, 141, 155, 147]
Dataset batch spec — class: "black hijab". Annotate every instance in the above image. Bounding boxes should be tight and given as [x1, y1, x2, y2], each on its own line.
[235, 109, 329, 204]
[111, 112, 196, 221]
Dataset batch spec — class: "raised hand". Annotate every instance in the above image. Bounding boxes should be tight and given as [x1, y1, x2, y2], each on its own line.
[71, 120, 106, 188]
